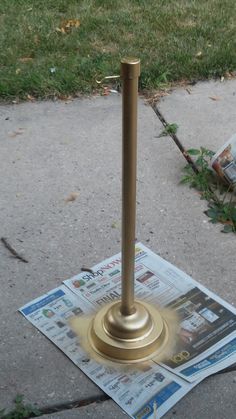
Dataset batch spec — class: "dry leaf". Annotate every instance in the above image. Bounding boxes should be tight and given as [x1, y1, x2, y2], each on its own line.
[65, 97, 73, 104]
[57, 19, 80, 34]
[65, 192, 80, 202]
[27, 94, 35, 101]
[224, 71, 236, 79]
[102, 87, 110, 96]
[195, 51, 203, 58]
[58, 94, 73, 102]
[9, 128, 25, 138]
[146, 91, 169, 105]
[186, 88, 192, 94]
[19, 57, 33, 63]
[64, 19, 80, 29]
[56, 27, 66, 34]
[16, 68, 21, 74]
[209, 96, 221, 101]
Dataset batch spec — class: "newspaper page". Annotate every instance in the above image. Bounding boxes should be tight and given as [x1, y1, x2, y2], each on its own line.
[211, 133, 236, 185]
[19, 285, 196, 419]
[64, 243, 236, 382]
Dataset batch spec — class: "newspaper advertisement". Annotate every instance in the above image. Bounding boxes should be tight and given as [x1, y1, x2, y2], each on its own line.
[64, 243, 236, 382]
[211, 133, 236, 185]
[19, 243, 236, 417]
[19, 285, 196, 419]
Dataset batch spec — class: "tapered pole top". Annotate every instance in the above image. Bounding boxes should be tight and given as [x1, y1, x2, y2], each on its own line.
[121, 57, 140, 79]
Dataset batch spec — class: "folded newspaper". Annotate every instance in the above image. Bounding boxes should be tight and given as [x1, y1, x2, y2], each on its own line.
[19, 243, 236, 418]
[211, 133, 236, 186]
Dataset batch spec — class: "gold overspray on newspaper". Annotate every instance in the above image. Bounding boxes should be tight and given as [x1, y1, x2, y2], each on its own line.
[69, 58, 177, 363]
[69, 306, 178, 366]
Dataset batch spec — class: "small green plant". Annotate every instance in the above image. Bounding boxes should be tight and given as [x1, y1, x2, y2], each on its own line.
[0, 395, 41, 419]
[158, 123, 179, 137]
[181, 147, 236, 233]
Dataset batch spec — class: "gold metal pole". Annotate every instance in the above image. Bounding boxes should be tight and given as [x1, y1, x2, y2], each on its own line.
[70, 57, 172, 364]
[121, 58, 140, 316]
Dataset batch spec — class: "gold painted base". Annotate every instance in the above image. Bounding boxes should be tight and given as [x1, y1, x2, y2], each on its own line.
[88, 300, 170, 363]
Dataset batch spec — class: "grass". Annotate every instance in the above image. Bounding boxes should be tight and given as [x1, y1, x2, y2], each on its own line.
[0, 0, 236, 99]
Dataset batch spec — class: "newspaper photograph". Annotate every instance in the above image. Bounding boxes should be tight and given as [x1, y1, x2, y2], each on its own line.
[19, 285, 196, 419]
[19, 243, 236, 417]
[64, 243, 236, 382]
[211, 133, 236, 185]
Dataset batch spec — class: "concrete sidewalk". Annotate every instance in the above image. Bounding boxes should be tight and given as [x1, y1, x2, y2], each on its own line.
[0, 79, 235, 418]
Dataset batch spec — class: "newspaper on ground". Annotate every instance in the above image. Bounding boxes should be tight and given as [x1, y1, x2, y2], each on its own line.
[211, 133, 236, 186]
[19, 285, 196, 419]
[19, 243, 236, 418]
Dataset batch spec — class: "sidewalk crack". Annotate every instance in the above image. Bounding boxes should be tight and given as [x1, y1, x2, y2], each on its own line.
[151, 104, 199, 174]
[36, 394, 110, 418]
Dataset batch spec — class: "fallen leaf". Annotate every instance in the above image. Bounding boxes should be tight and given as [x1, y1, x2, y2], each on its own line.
[57, 18, 80, 34]
[102, 87, 110, 96]
[224, 71, 236, 79]
[58, 94, 73, 101]
[56, 27, 66, 34]
[195, 51, 203, 58]
[146, 90, 169, 105]
[186, 88, 192, 94]
[9, 128, 25, 138]
[27, 94, 35, 101]
[64, 18, 81, 29]
[65, 192, 80, 202]
[19, 57, 33, 63]
[209, 96, 221, 101]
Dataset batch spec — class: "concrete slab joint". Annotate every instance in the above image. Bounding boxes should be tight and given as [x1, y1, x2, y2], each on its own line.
[0, 79, 236, 418]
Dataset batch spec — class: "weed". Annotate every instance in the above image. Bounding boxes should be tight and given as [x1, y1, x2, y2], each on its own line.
[181, 147, 236, 233]
[158, 123, 179, 137]
[0, 395, 41, 419]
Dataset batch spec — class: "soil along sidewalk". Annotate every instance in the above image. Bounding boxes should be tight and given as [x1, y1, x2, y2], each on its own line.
[0, 86, 235, 417]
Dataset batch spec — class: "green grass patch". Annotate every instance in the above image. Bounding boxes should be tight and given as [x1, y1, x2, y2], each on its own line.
[0, 0, 236, 99]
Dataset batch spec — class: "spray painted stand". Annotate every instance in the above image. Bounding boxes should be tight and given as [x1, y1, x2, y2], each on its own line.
[75, 58, 171, 363]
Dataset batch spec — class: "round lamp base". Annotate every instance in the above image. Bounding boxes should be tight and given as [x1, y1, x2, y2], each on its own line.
[88, 300, 170, 363]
